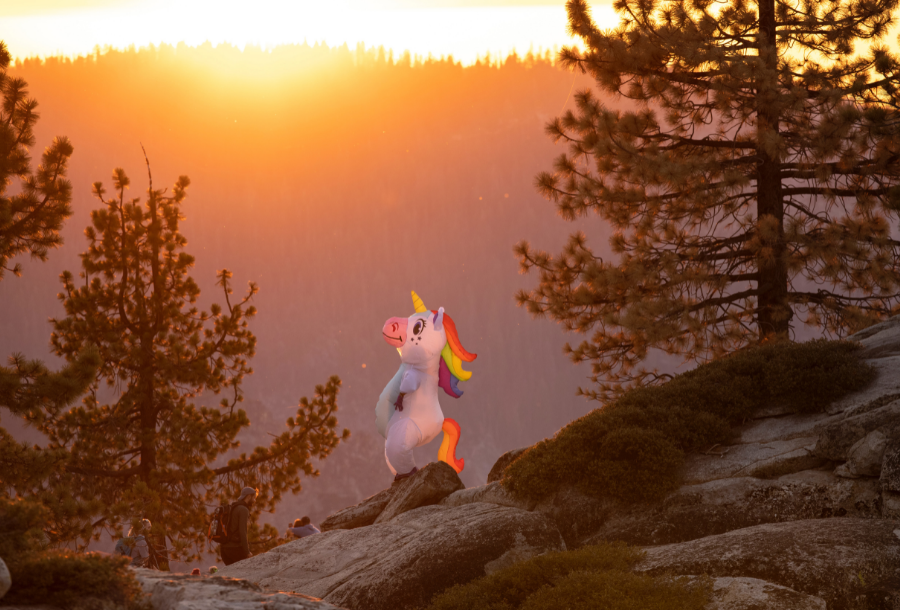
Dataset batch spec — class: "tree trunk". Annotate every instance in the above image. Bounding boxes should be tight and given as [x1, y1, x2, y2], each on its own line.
[756, 0, 791, 340]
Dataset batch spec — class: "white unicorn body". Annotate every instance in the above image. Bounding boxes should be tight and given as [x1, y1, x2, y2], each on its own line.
[376, 292, 472, 479]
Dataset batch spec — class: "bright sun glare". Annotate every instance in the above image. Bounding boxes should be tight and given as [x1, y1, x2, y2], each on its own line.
[0, 0, 619, 64]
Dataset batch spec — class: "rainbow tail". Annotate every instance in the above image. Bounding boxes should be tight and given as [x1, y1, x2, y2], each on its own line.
[437, 418, 465, 473]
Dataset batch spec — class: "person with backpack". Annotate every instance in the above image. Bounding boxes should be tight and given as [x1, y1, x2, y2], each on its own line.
[114, 519, 151, 566]
[286, 516, 320, 539]
[216, 487, 257, 566]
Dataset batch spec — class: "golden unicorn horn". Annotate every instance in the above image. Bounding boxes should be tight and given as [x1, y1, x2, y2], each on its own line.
[411, 290, 427, 313]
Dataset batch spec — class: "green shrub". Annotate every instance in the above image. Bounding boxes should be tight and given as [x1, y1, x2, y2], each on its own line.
[424, 542, 644, 610]
[503, 339, 874, 504]
[3, 550, 147, 609]
[520, 571, 709, 610]
[423, 542, 710, 610]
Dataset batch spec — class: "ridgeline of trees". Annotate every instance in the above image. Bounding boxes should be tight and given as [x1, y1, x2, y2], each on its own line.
[518, 0, 900, 399]
[2, 41, 600, 510]
[0, 40, 348, 562]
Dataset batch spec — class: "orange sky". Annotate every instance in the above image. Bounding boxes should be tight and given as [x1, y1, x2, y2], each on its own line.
[0, 0, 619, 64]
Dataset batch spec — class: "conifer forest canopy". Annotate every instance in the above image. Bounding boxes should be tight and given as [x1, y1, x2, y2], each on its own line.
[0, 43, 602, 558]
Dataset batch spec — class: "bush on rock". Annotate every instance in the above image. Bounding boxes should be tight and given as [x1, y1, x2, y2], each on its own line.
[3, 551, 146, 609]
[424, 542, 709, 610]
[0, 496, 147, 609]
[503, 339, 873, 504]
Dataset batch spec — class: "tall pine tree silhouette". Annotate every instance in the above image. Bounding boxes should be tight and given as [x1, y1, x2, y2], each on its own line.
[46, 155, 347, 559]
[0, 39, 99, 545]
[518, 0, 900, 399]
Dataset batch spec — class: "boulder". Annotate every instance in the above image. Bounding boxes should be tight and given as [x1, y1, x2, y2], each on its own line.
[217, 502, 565, 610]
[584, 470, 882, 547]
[636, 518, 900, 610]
[133, 569, 345, 609]
[836, 427, 890, 478]
[321, 487, 394, 532]
[486, 447, 527, 484]
[0, 557, 9, 600]
[880, 437, 900, 492]
[815, 401, 900, 461]
[681, 436, 824, 485]
[374, 461, 464, 523]
[705, 576, 826, 610]
[441, 480, 536, 511]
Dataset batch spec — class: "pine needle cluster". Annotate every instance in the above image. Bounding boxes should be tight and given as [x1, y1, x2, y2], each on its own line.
[517, 0, 900, 398]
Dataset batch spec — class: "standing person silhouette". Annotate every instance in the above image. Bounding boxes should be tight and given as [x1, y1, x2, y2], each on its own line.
[220, 487, 257, 566]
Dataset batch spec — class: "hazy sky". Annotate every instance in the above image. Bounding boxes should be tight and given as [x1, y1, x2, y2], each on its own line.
[0, 0, 618, 63]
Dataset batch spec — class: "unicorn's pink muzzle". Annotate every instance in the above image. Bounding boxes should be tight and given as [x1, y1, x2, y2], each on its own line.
[382, 317, 407, 347]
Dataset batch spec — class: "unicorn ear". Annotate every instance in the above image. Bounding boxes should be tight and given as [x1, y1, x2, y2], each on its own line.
[433, 307, 445, 331]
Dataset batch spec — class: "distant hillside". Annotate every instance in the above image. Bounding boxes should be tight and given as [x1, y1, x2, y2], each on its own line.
[0, 43, 614, 530]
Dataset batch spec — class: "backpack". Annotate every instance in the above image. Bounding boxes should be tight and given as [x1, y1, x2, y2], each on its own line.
[208, 503, 238, 545]
[114, 537, 133, 558]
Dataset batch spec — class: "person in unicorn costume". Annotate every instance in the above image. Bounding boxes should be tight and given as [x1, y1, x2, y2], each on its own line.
[376, 291, 476, 481]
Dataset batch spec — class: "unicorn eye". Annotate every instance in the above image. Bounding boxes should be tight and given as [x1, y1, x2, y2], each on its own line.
[413, 320, 425, 336]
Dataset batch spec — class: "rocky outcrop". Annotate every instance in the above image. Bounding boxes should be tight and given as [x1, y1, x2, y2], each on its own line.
[582, 470, 881, 547]
[217, 502, 565, 610]
[320, 462, 463, 531]
[682, 435, 824, 484]
[320, 487, 394, 532]
[846, 314, 900, 360]
[704, 576, 826, 610]
[837, 426, 891, 477]
[292, 317, 900, 610]
[441, 480, 535, 512]
[815, 401, 900, 461]
[133, 569, 346, 609]
[486, 447, 526, 484]
[636, 518, 900, 610]
[374, 461, 464, 524]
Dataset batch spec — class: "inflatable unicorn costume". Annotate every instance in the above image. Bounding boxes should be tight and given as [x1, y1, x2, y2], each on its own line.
[376, 291, 476, 480]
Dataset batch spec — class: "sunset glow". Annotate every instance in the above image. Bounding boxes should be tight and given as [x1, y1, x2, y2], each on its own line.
[1, 0, 619, 64]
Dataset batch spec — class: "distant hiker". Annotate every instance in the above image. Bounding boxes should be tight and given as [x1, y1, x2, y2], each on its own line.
[216, 486, 257, 566]
[114, 518, 152, 566]
[287, 516, 320, 539]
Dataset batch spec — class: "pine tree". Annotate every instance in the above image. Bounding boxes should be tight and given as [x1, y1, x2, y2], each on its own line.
[517, 0, 900, 399]
[0, 39, 99, 545]
[41, 158, 348, 559]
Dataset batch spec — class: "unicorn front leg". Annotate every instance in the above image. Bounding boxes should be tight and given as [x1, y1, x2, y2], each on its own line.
[394, 367, 424, 411]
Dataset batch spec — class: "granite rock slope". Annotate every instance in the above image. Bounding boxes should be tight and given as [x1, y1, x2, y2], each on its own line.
[636, 518, 900, 610]
[218, 502, 565, 610]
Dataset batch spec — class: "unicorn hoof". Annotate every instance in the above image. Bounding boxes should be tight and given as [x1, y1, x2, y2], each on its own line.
[393, 467, 418, 484]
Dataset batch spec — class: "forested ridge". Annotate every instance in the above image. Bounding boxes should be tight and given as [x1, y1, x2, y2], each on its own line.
[1, 42, 606, 529]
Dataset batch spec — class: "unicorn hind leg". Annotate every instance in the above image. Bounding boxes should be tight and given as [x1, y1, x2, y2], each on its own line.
[438, 418, 465, 473]
[385, 416, 422, 477]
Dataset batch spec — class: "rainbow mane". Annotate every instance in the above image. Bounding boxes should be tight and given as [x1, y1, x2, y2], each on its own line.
[435, 310, 476, 398]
